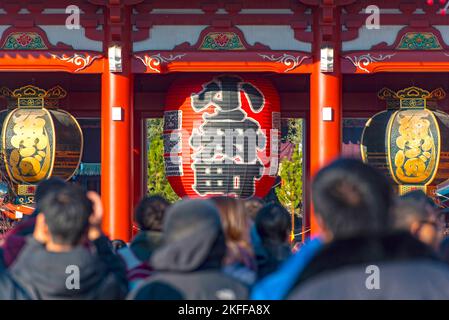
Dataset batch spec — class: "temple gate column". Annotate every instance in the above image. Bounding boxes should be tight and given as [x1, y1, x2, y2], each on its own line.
[307, 1, 345, 237]
[101, 2, 134, 241]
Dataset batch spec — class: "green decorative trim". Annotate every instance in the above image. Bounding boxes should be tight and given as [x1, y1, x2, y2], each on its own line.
[396, 32, 442, 50]
[199, 32, 245, 51]
[2, 32, 48, 50]
[74, 163, 101, 176]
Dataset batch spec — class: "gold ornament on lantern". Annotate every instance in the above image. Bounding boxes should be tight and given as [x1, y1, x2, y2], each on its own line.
[361, 86, 449, 196]
[0, 85, 83, 204]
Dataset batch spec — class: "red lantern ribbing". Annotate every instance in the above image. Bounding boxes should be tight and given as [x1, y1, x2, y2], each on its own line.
[164, 74, 280, 199]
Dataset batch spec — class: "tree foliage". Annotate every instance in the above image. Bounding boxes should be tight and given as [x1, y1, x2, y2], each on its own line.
[147, 119, 180, 203]
[275, 119, 303, 217]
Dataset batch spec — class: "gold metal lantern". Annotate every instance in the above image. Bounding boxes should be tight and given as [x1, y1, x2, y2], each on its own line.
[361, 86, 449, 196]
[0, 85, 83, 204]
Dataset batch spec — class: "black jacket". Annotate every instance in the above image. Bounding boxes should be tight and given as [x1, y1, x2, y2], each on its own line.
[11, 236, 128, 300]
[288, 232, 449, 300]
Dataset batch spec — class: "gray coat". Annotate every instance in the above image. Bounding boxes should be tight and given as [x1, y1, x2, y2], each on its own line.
[288, 232, 449, 300]
[11, 236, 128, 300]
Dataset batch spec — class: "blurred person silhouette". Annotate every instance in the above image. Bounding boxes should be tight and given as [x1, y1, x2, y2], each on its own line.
[0, 253, 30, 299]
[1, 177, 67, 268]
[116, 196, 169, 290]
[211, 196, 256, 286]
[130, 195, 169, 262]
[10, 185, 128, 299]
[243, 197, 265, 278]
[436, 208, 449, 264]
[128, 199, 248, 300]
[254, 203, 292, 280]
[393, 190, 444, 250]
[284, 159, 449, 299]
[253, 159, 449, 300]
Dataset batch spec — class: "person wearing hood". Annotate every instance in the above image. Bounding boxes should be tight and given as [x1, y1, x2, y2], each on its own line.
[10, 185, 128, 300]
[127, 199, 248, 300]
[288, 159, 449, 300]
[211, 197, 257, 287]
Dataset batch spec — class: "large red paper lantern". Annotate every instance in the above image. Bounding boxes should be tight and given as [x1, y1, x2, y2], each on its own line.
[163, 74, 280, 199]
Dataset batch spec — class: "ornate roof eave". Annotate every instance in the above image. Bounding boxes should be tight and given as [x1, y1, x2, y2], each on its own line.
[0, 51, 104, 74]
[342, 50, 449, 74]
[132, 50, 312, 74]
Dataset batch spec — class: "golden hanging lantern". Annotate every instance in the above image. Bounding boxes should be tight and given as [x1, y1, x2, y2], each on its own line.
[361, 86, 449, 196]
[0, 85, 83, 204]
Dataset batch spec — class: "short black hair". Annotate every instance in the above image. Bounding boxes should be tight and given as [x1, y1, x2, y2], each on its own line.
[255, 203, 291, 244]
[39, 185, 92, 245]
[134, 195, 169, 231]
[35, 178, 67, 208]
[312, 158, 394, 239]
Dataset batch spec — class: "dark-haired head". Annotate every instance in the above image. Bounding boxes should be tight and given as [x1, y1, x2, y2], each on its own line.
[134, 195, 169, 232]
[255, 203, 291, 245]
[38, 184, 93, 246]
[35, 177, 67, 204]
[312, 158, 394, 241]
[243, 197, 265, 221]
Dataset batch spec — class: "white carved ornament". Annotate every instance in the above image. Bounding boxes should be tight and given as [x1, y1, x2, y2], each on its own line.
[344, 53, 396, 73]
[134, 53, 187, 73]
[258, 53, 310, 72]
[49, 53, 102, 72]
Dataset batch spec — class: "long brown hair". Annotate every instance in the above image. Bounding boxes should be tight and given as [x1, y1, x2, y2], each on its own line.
[211, 196, 254, 269]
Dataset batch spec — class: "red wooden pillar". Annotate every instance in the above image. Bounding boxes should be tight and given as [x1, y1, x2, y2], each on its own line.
[101, 3, 133, 241]
[308, 3, 343, 237]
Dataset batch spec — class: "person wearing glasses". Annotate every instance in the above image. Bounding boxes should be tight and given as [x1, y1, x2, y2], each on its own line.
[393, 190, 445, 251]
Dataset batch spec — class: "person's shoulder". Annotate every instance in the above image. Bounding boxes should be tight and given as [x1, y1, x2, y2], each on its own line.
[200, 270, 249, 299]
[288, 259, 449, 300]
[128, 271, 248, 300]
[0, 270, 31, 300]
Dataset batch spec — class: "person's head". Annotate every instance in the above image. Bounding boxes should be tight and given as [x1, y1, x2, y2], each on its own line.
[134, 195, 169, 232]
[210, 196, 253, 266]
[255, 203, 291, 245]
[312, 158, 394, 242]
[150, 199, 226, 271]
[36, 184, 93, 250]
[243, 197, 265, 221]
[34, 178, 67, 213]
[394, 190, 443, 249]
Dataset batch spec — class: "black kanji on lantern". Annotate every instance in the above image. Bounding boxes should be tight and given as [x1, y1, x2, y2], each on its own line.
[190, 75, 266, 198]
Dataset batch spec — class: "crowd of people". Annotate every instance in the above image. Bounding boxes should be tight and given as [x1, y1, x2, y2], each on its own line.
[1, 158, 449, 299]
